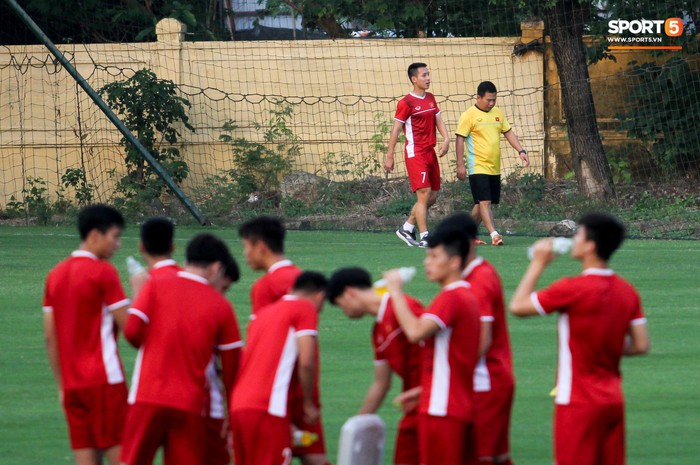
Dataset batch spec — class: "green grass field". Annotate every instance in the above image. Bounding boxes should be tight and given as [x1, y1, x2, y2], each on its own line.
[1, 226, 699, 464]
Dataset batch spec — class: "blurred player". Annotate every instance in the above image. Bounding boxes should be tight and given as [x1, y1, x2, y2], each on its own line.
[384, 225, 481, 465]
[120, 234, 242, 465]
[43, 204, 130, 465]
[327, 267, 425, 465]
[439, 213, 516, 465]
[509, 213, 650, 465]
[238, 215, 302, 313]
[454, 81, 529, 246]
[385, 62, 450, 248]
[129, 216, 180, 297]
[230, 272, 327, 465]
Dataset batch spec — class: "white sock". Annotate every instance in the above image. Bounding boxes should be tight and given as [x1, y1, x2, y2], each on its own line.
[420, 231, 429, 239]
[403, 222, 415, 232]
[490, 230, 500, 238]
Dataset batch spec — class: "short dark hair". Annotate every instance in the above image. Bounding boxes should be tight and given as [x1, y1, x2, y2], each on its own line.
[477, 81, 497, 97]
[186, 233, 240, 282]
[435, 212, 478, 241]
[408, 62, 428, 81]
[77, 204, 124, 240]
[293, 271, 328, 295]
[238, 216, 285, 254]
[427, 225, 471, 267]
[140, 217, 174, 256]
[326, 267, 373, 305]
[577, 213, 626, 261]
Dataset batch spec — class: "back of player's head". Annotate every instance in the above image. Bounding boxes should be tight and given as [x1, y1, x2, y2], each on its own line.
[408, 62, 428, 81]
[238, 216, 286, 254]
[436, 212, 478, 241]
[427, 225, 471, 267]
[140, 216, 174, 256]
[577, 212, 626, 261]
[186, 233, 239, 282]
[293, 271, 328, 295]
[477, 81, 498, 96]
[326, 267, 373, 305]
[77, 204, 124, 240]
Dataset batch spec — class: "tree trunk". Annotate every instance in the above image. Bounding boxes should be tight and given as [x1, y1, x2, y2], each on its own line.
[546, 0, 615, 199]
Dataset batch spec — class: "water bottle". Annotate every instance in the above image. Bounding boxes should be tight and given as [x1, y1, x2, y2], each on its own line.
[292, 429, 319, 447]
[527, 237, 573, 260]
[372, 267, 416, 295]
[126, 256, 146, 277]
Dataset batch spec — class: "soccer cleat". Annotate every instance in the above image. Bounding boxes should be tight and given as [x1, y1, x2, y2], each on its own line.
[491, 234, 504, 246]
[475, 238, 487, 245]
[396, 226, 418, 247]
[418, 233, 429, 248]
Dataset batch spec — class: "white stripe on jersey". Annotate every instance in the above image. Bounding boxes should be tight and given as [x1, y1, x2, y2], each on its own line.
[206, 357, 225, 419]
[268, 327, 298, 417]
[473, 356, 492, 392]
[101, 305, 124, 385]
[405, 117, 416, 158]
[128, 347, 144, 404]
[555, 314, 573, 405]
[428, 327, 452, 416]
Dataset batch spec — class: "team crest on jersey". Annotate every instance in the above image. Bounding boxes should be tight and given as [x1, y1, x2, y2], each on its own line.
[415, 106, 422, 110]
[496, 117, 500, 121]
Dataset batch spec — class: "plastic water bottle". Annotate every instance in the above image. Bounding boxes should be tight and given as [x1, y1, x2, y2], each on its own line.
[293, 429, 319, 447]
[373, 267, 416, 295]
[126, 256, 146, 277]
[527, 237, 573, 260]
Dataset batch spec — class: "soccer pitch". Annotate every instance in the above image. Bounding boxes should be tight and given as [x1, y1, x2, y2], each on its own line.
[1, 226, 699, 464]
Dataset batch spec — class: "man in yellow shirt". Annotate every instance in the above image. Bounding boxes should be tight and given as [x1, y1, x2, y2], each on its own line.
[455, 81, 529, 246]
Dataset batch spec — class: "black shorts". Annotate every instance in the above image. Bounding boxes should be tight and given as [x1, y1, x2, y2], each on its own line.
[469, 174, 501, 204]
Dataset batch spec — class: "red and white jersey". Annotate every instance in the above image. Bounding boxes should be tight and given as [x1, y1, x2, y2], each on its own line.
[43, 250, 130, 390]
[419, 281, 481, 421]
[373, 293, 424, 391]
[231, 295, 318, 417]
[394, 92, 441, 156]
[531, 268, 646, 405]
[250, 260, 302, 314]
[149, 258, 181, 278]
[462, 257, 514, 392]
[126, 271, 242, 414]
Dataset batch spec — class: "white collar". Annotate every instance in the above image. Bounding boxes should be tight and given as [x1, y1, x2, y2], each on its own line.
[71, 250, 98, 260]
[177, 270, 209, 285]
[461, 256, 484, 279]
[409, 91, 427, 99]
[153, 259, 177, 269]
[282, 294, 299, 301]
[268, 259, 293, 273]
[581, 268, 614, 276]
[443, 280, 471, 291]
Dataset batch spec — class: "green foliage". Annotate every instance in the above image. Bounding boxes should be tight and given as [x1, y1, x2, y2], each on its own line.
[61, 168, 94, 206]
[98, 68, 194, 202]
[219, 103, 300, 205]
[618, 58, 700, 175]
[7, 177, 53, 225]
[606, 148, 633, 185]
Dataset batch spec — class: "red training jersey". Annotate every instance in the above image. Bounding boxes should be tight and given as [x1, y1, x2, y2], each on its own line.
[43, 250, 130, 390]
[126, 271, 243, 414]
[373, 293, 424, 392]
[532, 268, 646, 405]
[394, 92, 441, 156]
[462, 257, 515, 392]
[419, 281, 481, 421]
[148, 259, 181, 278]
[231, 295, 318, 417]
[250, 260, 302, 314]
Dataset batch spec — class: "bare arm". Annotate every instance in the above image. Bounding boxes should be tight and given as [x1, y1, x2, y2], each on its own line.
[43, 311, 62, 393]
[624, 322, 650, 356]
[509, 239, 556, 317]
[110, 303, 130, 333]
[436, 113, 450, 157]
[504, 130, 530, 167]
[455, 134, 467, 180]
[385, 270, 440, 343]
[297, 334, 319, 424]
[384, 120, 404, 173]
[358, 362, 392, 415]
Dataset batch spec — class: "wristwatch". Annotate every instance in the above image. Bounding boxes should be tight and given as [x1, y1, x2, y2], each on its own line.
[519, 149, 527, 155]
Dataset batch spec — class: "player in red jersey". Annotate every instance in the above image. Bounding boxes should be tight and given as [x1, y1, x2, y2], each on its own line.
[439, 213, 516, 465]
[43, 204, 130, 465]
[326, 267, 425, 465]
[385, 225, 481, 465]
[129, 216, 181, 296]
[238, 215, 302, 313]
[510, 213, 650, 465]
[385, 62, 450, 248]
[120, 234, 242, 465]
[230, 271, 327, 465]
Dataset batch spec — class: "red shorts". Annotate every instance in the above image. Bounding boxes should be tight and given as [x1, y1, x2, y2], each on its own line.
[473, 382, 515, 459]
[120, 403, 208, 465]
[405, 148, 440, 192]
[554, 402, 625, 465]
[205, 417, 231, 465]
[230, 410, 292, 465]
[62, 382, 127, 450]
[418, 414, 478, 465]
[394, 412, 419, 464]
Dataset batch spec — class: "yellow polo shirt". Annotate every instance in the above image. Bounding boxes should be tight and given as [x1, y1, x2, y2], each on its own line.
[455, 105, 511, 175]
